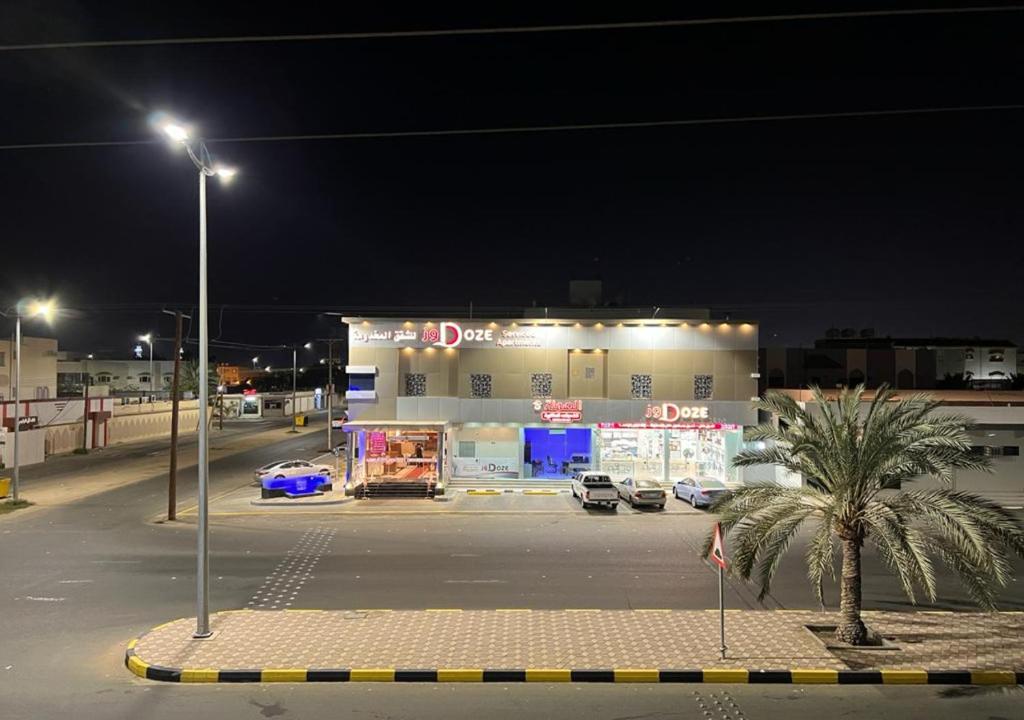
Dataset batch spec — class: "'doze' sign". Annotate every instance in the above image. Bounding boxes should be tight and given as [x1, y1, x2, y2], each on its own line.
[645, 403, 709, 421]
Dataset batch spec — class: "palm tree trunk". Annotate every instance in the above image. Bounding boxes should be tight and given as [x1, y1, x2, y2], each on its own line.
[835, 531, 868, 645]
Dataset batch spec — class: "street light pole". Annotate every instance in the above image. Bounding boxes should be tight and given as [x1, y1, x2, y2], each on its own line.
[196, 169, 211, 637]
[156, 114, 235, 640]
[2, 299, 54, 502]
[12, 314, 21, 502]
[291, 346, 297, 432]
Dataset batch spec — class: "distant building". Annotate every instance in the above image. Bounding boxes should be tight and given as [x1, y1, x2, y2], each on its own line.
[761, 333, 1018, 392]
[57, 351, 180, 395]
[217, 364, 241, 386]
[0, 335, 58, 401]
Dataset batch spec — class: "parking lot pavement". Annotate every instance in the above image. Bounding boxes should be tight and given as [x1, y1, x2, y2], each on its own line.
[191, 484, 707, 516]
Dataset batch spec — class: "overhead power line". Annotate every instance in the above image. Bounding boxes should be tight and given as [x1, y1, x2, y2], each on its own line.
[0, 104, 1021, 152]
[1, 6, 1022, 51]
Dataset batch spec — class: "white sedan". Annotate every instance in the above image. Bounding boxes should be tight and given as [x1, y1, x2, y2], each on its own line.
[254, 459, 333, 482]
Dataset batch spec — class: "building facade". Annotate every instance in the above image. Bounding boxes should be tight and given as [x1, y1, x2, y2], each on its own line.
[761, 337, 1019, 391]
[0, 335, 58, 401]
[772, 389, 1024, 502]
[343, 314, 759, 490]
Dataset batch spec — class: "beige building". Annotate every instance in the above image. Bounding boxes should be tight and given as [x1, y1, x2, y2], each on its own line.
[343, 313, 759, 491]
[0, 335, 58, 401]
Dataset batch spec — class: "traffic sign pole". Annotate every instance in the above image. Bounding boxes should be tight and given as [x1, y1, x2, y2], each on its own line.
[711, 522, 728, 660]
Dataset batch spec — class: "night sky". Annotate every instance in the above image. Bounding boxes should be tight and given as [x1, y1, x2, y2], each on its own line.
[2, 2, 1022, 366]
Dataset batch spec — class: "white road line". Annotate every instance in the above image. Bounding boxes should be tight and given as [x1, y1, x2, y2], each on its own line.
[443, 579, 505, 584]
[58, 580, 93, 584]
[23, 596, 66, 602]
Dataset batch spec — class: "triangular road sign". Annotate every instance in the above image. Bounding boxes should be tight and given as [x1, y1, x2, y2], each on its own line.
[711, 522, 727, 570]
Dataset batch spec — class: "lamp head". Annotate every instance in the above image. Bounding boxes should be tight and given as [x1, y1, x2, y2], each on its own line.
[160, 122, 190, 143]
[25, 299, 56, 321]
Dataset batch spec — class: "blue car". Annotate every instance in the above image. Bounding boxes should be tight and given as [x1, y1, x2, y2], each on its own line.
[673, 476, 728, 508]
[261, 473, 332, 499]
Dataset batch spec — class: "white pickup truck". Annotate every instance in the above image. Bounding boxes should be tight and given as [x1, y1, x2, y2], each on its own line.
[571, 471, 619, 510]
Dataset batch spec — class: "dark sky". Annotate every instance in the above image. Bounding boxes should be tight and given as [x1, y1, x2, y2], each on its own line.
[1, 2, 1022, 366]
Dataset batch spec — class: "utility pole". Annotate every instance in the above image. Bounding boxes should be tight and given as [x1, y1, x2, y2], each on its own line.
[289, 342, 311, 433]
[166, 310, 185, 522]
[326, 340, 335, 452]
[291, 346, 298, 432]
[81, 372, 90, 453]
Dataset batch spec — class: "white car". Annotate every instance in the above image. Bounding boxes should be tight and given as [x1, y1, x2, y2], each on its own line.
[571, 471, 619, 510]
[254, 459, 333, 482]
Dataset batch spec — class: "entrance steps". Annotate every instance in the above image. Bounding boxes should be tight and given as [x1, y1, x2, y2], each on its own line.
[355, 480, 435, 499]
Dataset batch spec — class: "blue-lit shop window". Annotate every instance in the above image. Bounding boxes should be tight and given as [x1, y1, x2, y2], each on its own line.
[348, 374, 376, 392]
[523, 427, 592, 479]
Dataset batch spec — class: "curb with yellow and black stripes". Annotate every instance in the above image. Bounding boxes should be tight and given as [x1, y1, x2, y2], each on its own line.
[125, 640, 1022, 685]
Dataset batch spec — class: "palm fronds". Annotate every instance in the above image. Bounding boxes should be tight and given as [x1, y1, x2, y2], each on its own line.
[702, 384, 1024, 641]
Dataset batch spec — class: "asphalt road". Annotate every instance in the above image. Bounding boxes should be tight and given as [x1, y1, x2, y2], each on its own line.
[2, 416, 1022, 719]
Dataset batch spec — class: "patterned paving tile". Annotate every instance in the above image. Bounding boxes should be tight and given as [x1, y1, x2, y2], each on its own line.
[133, 610, 1024, 670]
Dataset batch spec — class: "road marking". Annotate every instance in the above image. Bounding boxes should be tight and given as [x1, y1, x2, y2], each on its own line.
[24, 596, 66, 602]
[443, 580, 505, 584]
[58, 579, 93, 584]
[450, 553, 479, 557]
[90, 560, 141, 564]
[247, 525, 336, 611]
[1004, 505, 1023, 510]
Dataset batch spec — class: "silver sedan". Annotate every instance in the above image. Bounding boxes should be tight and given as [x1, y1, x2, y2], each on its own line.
[614, 477, 667, 509]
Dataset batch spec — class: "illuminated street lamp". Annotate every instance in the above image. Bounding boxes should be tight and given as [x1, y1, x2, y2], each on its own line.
[156, 113, 236, 639]
[251, 356, 259, 369]
[0, 299, 56, 502]
[138, 333, 154, 394]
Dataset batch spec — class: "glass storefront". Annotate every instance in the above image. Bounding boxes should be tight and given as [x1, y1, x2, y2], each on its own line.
[596, 424, 743, 484]
[438, 422, 743, 484]
[349, 427, 440, 486]
[596, 428, 665, 481]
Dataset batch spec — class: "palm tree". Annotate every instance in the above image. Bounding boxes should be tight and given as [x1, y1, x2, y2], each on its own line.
[707, 385, 1024, 645]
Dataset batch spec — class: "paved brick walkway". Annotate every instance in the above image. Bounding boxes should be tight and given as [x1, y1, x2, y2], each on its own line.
[131, 609, 1024, 672]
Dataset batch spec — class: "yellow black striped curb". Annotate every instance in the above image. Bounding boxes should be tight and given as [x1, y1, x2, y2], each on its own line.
[125, 643, 1022, 685]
